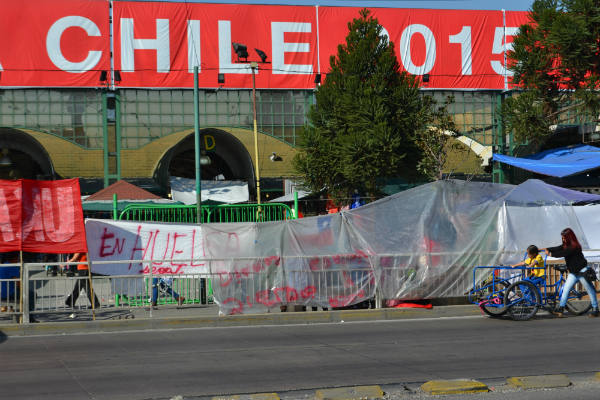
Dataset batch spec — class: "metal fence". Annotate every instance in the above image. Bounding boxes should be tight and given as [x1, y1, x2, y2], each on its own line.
[4, 254, 599, 324]
[118, 203, 296, 224]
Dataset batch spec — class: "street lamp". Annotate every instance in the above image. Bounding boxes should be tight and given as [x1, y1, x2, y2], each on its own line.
[231, 43, 270, 205]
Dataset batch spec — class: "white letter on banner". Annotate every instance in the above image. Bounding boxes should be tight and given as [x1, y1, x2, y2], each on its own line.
[491, 27, 519, 76]
[218, 21, 253, 74]
[0, 189, 14, 242]
[400, 24, 436, 75]
[46, 16, 102, 73]
[121, 19, 170, 73]
[449, 26, 472, 75]
[42, 187, 75, 242]
[271, 22, 312, 75]
[188, 20, 201, 73]
[17, 188, 45, 241]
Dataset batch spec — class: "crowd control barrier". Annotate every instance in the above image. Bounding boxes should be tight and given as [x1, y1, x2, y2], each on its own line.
[3, 255, 599, 324]
[118, 203, 296, 224]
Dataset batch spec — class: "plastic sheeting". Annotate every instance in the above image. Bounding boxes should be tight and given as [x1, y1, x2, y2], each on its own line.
[493, 145, 600, 178]
[203, 179, 588, 314]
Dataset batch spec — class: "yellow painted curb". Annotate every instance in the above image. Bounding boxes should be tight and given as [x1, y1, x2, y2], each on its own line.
[594, 372, 600, 381]
[507, 375, 571, 389]
[212, 394, 279, 400]
[316, 385, 384, 400]
[421, 380, 489, 395]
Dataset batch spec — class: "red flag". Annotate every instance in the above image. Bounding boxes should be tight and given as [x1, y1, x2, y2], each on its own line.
[0, 179, 87, 253]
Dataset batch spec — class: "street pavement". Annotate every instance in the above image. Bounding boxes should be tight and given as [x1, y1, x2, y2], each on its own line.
[1, 314, 599, 400]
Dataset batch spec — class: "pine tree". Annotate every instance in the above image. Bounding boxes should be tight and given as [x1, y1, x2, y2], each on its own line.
[291, 9, 430, 200]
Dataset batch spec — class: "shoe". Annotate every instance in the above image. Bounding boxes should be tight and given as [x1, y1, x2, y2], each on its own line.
[552, 306, 564, 318]
[146, 302, 157, 310]
[176, 297, 186, 306]
[589, 307, 599, 318]
[29, 316, 39, 323]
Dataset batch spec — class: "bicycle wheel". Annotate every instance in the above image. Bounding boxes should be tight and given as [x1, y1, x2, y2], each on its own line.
[480, 280, 510, 318]
[504, 281, 540, 321]
[565, 288, 593, 316]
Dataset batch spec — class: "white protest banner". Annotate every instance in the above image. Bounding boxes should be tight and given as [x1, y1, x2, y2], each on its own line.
[85, 219, 206, 275]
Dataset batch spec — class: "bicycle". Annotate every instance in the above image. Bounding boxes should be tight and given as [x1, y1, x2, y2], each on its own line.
[469, 253, 592, 321]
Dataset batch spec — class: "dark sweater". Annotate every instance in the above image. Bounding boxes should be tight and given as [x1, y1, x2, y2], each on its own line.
[547, 245, 587, 274]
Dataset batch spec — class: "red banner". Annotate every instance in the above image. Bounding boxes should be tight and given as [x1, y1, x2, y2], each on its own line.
[0, 179, 88, 253]
[0, 0, 110, 87]
[0, 0, 530, 90]
[113, 2, 319, 89]
[320, 7, 513, 90]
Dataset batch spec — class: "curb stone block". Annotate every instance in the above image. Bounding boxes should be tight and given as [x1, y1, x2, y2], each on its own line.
[421, 380, 488, 395]
[316, 385, 384, 400]
[212, 394, 279, 400]
[507, 375, 571, 389]
[594, 372, 600, 381]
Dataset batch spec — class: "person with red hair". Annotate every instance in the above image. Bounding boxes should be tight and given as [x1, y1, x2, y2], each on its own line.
[542, 228, 598, 318]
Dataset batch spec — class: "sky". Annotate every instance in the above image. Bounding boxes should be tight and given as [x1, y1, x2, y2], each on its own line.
[122, 0, 536, 11]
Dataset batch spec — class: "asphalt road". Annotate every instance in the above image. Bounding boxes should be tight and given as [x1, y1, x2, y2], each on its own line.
[1, 314, 599, 400]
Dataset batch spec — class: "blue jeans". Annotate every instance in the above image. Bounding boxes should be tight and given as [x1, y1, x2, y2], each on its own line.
[559, 267, 598, 308]
[151, 278, 180, 303]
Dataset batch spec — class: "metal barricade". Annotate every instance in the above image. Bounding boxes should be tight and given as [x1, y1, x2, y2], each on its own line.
[118, 203, 296, 223]
[7, 251, 600, 324]
[0, 263, 22, 322]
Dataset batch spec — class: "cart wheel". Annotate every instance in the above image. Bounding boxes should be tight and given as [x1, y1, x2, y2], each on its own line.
[503, 281, 540, 321]
[480, 281, 510, 318]
[565, 288, 592, 316]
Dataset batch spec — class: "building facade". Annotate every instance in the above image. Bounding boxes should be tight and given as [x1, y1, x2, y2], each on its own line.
[0, 2, 534, 197]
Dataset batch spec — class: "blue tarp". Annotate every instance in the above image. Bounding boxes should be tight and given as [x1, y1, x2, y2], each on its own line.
[493, 144, 600, 178]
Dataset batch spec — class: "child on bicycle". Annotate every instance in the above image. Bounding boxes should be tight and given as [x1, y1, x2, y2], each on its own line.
[510, 245, 546, 287]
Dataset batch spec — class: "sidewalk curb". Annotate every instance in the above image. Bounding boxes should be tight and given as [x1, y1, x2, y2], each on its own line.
[316, 385, 384, 400]
[507, 375, 571, 390]
[421, 380, 489, 395]
[0, 305, 480, 337]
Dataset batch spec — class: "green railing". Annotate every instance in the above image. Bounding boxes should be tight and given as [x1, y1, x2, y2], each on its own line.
[118, 203, 296, 223]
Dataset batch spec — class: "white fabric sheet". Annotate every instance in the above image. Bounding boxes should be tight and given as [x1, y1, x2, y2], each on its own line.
[169, 176, 249, 204]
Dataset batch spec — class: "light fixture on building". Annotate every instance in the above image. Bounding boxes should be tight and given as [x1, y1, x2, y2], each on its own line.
[218, 73, 225, 84]
[232, 42, 249, 62]
[99, 71, 122, 87]
[269, 152, 282, 162]
[422, 74, 430, 83]
[255, 49, 268, 63]
[0, 149, 12, 167]
[314, 73, 321, 84]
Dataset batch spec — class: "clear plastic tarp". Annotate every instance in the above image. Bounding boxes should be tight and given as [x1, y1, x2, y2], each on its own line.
[204, 179, 588, 314]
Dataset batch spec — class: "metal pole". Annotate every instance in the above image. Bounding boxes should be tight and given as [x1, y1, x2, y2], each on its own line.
[113, 193, 118, 220]
[148, 262, 154, 318]
[194, 65, 202, 223]
[251, 62, 261, 206]
[20, 251, 25, 323]
[87, 253, 96, 321]
[294, 191, 298, 219]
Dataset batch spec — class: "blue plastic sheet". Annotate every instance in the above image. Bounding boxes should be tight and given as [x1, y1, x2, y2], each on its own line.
[493, 144, 600, 178]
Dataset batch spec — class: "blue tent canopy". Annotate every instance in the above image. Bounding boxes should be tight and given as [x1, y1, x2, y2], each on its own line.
[493, 144, 600, 178]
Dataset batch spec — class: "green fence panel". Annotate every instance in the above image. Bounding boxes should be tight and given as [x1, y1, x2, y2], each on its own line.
[119, 203, 295, 224]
